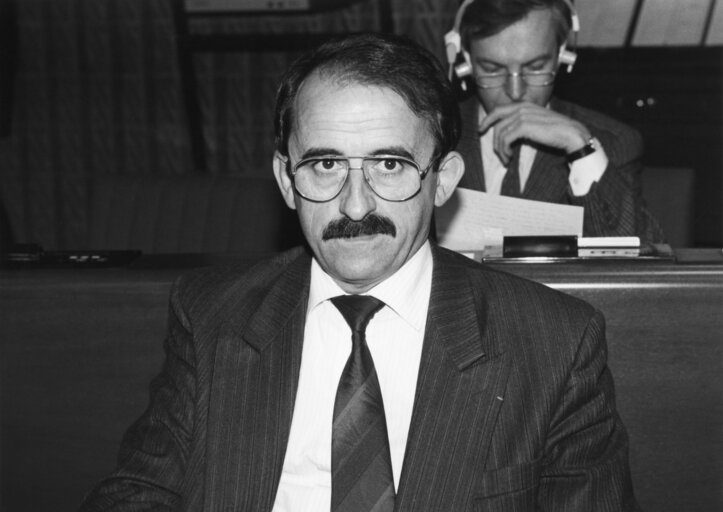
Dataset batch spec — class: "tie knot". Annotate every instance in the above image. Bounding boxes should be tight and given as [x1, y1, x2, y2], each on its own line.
[331, 295, 385, 334]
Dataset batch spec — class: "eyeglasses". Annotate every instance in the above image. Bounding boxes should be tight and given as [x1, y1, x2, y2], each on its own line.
[286, 155, 436, 202]
[474, 70, 556, 89]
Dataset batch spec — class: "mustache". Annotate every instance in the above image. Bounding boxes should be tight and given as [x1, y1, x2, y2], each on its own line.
[322, 214, 397, 241]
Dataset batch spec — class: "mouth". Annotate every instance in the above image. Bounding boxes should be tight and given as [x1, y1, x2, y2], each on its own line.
[332, 233, 384, 243]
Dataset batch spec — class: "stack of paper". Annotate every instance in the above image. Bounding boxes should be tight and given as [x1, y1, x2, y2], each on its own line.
[435, 188, 583, 254]
[435, 188, 645, 260]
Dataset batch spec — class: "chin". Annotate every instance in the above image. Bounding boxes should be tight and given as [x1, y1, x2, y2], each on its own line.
[329, 255, 394, 284]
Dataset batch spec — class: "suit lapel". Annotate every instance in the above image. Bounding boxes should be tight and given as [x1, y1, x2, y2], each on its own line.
[395, 248, 511, 511]
[204, 251, 311, 512]
[522, 145, 569, 202]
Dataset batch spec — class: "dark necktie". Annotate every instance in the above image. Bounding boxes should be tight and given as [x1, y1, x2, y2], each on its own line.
[500, 143, 522, 197]
[330, 295, 395, 512]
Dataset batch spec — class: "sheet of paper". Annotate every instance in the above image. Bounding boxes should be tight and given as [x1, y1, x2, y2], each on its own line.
[435, 188, 584, 251]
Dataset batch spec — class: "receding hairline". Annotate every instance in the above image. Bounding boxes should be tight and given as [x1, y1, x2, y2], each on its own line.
[286, 67, 444, 152]
[273, 32, 461, 159]
[461, 2, 572, 49]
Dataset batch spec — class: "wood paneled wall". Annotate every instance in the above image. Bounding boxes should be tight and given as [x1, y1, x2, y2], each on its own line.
[1, 0, 721, 250]
[0, 0, 458, 250]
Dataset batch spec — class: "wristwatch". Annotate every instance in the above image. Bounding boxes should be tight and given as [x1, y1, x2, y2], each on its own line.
[566, 136, 596, 163]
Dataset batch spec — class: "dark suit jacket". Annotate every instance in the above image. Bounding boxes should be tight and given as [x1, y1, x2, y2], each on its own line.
[456, 96, 664, 243]
[80, 245, 639, 511]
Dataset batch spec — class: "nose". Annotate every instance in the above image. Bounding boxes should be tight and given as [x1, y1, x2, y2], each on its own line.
[504, 72, 526, 101]
[338, 165, 377, 221]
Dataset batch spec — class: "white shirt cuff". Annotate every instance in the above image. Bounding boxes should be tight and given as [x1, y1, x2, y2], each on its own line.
[568, 137, 608, 196]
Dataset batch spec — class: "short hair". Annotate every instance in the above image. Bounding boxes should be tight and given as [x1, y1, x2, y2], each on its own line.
[274, 32, 461, 161]
[459, 0, 573, 50]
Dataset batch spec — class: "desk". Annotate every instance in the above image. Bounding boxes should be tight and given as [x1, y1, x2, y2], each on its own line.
[491, 255, 723, 512]
[2, 253, 722, 511]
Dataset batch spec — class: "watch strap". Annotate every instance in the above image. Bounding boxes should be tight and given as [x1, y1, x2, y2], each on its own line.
[566, 137, 596, 163]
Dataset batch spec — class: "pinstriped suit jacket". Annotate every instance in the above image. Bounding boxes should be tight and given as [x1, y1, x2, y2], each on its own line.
[456, 96, 664, 244]
[80, 245, 639, 511]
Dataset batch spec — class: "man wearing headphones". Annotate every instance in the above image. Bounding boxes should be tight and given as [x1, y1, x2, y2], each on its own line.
[447, 0, 664, 242]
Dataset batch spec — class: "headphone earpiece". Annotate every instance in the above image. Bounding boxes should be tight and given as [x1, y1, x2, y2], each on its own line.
[444, 0, 475, 91]
[443, 30, 463, 80]
[558, 44, 577, 73]
[558, 0, 579, 73]
[457, 51, 473, 78]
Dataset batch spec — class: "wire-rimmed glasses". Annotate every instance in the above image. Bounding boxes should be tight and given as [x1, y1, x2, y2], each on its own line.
[286, 155, 437, 202]
[474, 70, 556, 89]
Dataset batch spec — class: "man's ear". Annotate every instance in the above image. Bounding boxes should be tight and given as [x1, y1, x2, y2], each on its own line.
[272, 151, 297, 210]
[434, 151, 465, 207]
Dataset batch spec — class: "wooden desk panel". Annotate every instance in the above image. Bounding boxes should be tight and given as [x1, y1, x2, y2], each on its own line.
[1, 268, 176, 511]
[494, 260, 723, 512]
[2, 257, 722, 511]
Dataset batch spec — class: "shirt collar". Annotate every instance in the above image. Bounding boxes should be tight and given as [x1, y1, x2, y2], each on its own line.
[308, 241, 433, 332]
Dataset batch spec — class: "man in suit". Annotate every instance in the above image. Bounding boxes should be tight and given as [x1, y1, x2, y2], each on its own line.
[448, 0, 663, 242]
[80, 33, 639, 511]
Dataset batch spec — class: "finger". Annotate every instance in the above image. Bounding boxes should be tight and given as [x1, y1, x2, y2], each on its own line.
[478, 103, 519, 134]
[493, 125, 517, 165]
[494, 116, 524, 164]
[478, 110, 503, 135]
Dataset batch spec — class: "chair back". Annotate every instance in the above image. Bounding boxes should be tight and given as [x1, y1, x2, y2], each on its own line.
[89, 174, 303, 254]
[641, 166, 695, 247]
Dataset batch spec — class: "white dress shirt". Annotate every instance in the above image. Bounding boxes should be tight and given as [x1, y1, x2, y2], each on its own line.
[272, 242, 433, 512]
[478, 104, 608, 197]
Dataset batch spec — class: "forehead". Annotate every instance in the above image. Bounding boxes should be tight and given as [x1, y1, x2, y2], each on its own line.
[469, 8, 558, 62]
[288, 73, 432, 156]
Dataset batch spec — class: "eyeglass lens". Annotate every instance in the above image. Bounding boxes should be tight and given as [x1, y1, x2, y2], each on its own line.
[475, 71, 555, 88]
